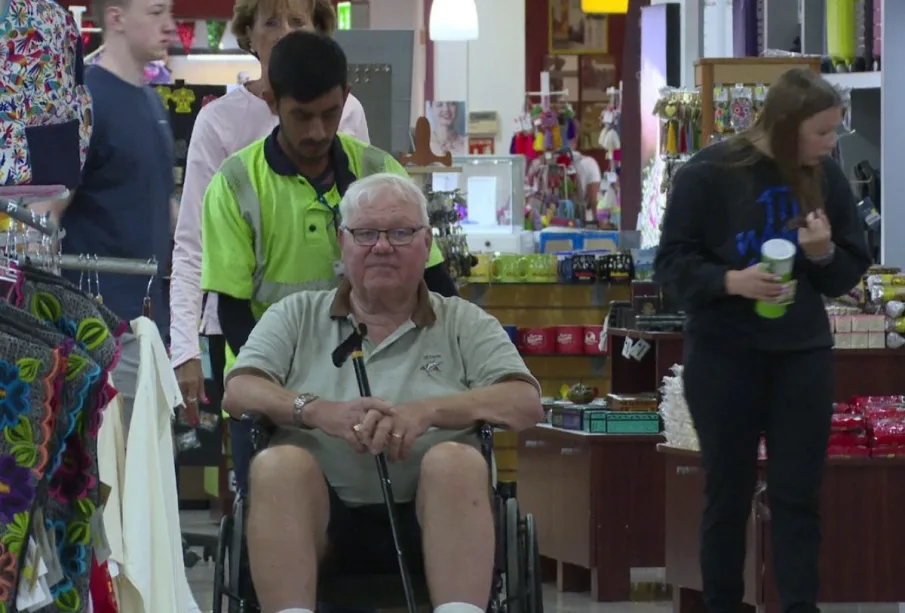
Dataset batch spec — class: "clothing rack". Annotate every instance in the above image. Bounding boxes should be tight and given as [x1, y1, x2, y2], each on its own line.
[4, 201, 57, 235]
[3, 197, 158, 277]
[25, 254, 159, 277]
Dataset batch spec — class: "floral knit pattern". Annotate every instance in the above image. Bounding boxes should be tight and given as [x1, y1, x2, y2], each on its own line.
[0, 323, 67, 611]
[14, 266, 127, 342]
[6, 282, 118, 612]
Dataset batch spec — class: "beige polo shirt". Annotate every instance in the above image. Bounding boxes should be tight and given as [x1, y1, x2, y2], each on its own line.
[229, 280, 539, 505]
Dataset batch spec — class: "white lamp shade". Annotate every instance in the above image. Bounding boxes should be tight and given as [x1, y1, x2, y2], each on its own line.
[429, 0, 479, 41]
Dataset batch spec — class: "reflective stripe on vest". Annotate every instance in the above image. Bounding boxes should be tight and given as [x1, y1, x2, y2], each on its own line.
[219, 145, 392, 306]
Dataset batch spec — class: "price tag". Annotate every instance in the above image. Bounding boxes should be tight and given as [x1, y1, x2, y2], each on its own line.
[603, 111, 615, 124]
[605, 171, 619, 184]
[629, 338, 651, 360]
[621, 337, 634, 358]
[599, 314, 609, 353]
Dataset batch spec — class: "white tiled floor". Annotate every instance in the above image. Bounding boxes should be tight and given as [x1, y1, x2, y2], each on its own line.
[182, 510, 669, 613]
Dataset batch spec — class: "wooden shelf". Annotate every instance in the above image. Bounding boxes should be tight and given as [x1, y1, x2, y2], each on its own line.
[695, 57, 822, 147]
[823, 71, 881, 90]
[657, 443, 905, 467]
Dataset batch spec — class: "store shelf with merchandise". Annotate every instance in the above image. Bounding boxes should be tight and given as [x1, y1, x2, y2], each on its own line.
[460, 260, 671, 603]
[823, 71, 880, 90]
[640, 0, 892, 262]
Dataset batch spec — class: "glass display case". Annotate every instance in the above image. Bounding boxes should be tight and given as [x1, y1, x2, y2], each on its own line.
[432, 155, 526, 234]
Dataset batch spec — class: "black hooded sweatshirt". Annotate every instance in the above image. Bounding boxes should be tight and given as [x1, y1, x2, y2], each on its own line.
[654, 139, 872, 352]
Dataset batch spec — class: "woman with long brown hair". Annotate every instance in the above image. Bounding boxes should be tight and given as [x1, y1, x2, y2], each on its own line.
[169, 0, 368, 493]
[654, 68, 871, 613]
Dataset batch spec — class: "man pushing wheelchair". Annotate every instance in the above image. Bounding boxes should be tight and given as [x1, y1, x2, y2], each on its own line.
[222, 173, 544, 613]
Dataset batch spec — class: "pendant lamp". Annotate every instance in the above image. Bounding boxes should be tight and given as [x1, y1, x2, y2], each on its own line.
[429, 0, 479, 41]
[581, 0, 629, 14]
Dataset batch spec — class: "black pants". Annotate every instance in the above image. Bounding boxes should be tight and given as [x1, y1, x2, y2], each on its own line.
[204, 334, 254, 496]
[322, 483, 423, 577]
[683, 337, 833, 613]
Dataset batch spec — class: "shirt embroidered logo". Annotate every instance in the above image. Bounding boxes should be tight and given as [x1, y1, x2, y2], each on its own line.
[735, 186, 801, 266]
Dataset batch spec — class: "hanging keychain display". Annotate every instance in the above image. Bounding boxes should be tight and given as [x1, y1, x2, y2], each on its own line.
[729, 84, 755, 132]
[752, 84, 768, 123]
[712, 86, 733, 139]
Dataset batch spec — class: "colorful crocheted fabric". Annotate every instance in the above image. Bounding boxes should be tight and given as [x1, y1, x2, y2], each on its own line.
[4, 285, 114, 612]
[0, 325, 67, 611]
[0, 0, 93, 187]
[0, 303, 99, 473]
[15, 265, 127, 341]
[14, 277, 122, 411]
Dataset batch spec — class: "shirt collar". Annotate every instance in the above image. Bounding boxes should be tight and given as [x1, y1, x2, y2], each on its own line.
[329, 278, 436, 327]
[263, 125, 352, 181]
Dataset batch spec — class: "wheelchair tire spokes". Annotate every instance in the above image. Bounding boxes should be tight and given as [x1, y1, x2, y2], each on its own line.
[504, 498, 524, 612]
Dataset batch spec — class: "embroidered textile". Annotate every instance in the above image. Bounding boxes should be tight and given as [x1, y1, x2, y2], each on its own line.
[0, 0, 93, 187]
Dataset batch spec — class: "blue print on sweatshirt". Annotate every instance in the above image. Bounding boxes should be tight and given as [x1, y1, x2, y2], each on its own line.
[735, 186, 800, 266]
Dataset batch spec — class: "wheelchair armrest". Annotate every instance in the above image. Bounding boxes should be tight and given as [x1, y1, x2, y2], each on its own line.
[241, 411, 278, 453]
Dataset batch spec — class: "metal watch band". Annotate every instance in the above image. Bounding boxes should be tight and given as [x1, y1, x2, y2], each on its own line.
[292, 393, 319, 428]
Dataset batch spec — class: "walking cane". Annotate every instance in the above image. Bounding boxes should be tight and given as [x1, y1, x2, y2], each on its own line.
[332, 323, 417, 613]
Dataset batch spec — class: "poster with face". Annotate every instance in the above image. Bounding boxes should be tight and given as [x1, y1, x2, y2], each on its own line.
[426, 101, 468, 157]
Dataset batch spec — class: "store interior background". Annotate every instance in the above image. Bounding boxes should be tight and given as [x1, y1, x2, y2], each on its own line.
[54, 0, 905, 610]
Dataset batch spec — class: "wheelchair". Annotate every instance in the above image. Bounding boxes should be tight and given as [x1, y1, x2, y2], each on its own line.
[212, 414, 543, 613]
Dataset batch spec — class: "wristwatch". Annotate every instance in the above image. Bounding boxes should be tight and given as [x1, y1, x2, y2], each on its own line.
[292, 393, 319, 428]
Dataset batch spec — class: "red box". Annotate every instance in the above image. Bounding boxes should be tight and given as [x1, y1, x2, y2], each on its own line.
[520, 328, 555, 355]
[583, 325, 605, 354]
[555, 326, 585, 355]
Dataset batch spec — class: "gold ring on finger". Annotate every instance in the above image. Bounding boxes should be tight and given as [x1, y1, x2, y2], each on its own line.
[353, 423, 363, 433]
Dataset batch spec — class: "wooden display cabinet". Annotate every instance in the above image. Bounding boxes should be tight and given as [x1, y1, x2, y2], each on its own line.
[695, 57, 822, 147]
[661, 445, 905, 613]
[606, 328, 683, 396]
[463, 285, 669, 602]
[517, 426, 664, 602]
[461, 282, 628, 483]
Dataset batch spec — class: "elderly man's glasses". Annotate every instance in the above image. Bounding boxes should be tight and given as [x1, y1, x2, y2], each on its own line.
[344, 226, 425, 246]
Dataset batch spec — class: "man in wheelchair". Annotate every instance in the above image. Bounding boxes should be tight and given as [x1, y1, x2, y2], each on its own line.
[222, 173, 544, 613]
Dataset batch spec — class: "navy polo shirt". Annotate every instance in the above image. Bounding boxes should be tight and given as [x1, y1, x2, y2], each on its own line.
[61, 66, 174, 334]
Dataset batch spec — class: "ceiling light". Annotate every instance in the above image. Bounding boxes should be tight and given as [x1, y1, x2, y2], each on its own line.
[429, 0, 479, 41]
[581, 0, 629, 14]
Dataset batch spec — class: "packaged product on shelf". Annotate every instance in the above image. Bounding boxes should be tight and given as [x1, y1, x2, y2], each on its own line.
[828, 431, 869, 447]
[850, 395, 905, 411]
[729, 84, 756, 132]
[828, 410, 870, 456]
[827, 445, 871, 458]
[870, 418, 905, 446]
[830, 412, 866, 433]
[885, 300, 905, 318]
[867, 273, 905, 288]
[863, 403, 905, 420]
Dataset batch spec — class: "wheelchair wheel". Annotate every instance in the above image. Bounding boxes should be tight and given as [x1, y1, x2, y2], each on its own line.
[228, 500, 248, 613]
[212, 514, 232, 613]
[505, 498, 523, 611]
[524, 514, 543, 613]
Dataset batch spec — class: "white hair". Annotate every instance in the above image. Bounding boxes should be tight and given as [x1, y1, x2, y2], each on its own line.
[339, 172, 430, 227]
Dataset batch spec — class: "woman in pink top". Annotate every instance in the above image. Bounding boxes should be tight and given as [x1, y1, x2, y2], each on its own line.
[170, 0, 369, 409]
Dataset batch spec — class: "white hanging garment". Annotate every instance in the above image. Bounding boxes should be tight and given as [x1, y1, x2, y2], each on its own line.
[98, 317, 198, 612]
